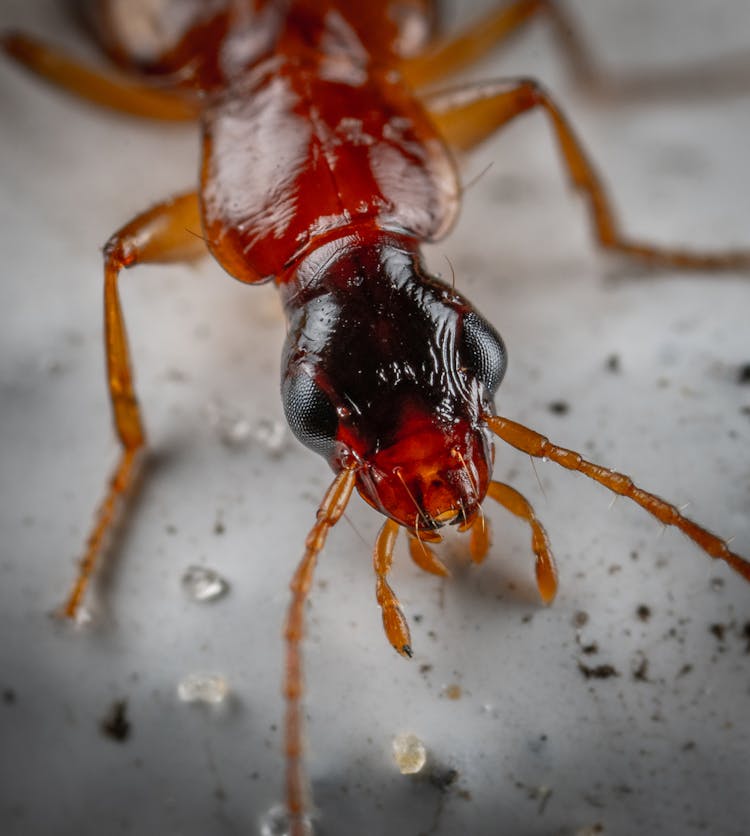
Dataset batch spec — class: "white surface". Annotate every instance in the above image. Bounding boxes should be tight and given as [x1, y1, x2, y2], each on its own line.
[1, 2, 749, 835]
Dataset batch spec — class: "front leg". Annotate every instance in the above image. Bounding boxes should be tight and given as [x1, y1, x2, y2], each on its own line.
[63, 192, 205, 619]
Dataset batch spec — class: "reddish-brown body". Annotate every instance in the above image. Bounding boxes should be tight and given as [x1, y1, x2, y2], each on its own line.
[86, 0, 489, 533]
[4, 1, 750, 832]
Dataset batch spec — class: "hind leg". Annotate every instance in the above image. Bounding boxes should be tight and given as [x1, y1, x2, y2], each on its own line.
[1, 32, 198, 120]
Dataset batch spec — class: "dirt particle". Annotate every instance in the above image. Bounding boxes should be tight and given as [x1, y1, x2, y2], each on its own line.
[572, 610, 589, 629]
[547, 400, 570, 416]
[100, 699, 131, 742]
[605, 354, 621, 374]
[636, 605, 651, 622]
[578, 662, 619, 680]
[443, 683, 462, 700]
[427, 766, 459, 793]
[682, 741, 697, 752]
[737, 363, 750, 384]
[709, 623, 727, 642]
[632, 653, 649, 682]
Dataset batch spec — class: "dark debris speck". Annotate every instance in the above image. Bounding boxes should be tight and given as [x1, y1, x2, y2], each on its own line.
[737, 363, 750, 384]
[578, 662, 619, 680]
[100, 699, 131, 742]
[427, 766, 459, 793]
[606, 354, 621, 374]
[709, 623, 727, 642]
[636, 605, 651, 622]
[632, 654, 649, 682]
[547, 400, 570, 416]
[572, 610, 589, 629]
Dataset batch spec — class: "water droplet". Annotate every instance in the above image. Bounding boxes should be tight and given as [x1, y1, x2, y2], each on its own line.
[177, 673, 229, 705]
[222, 417, 252, 447]
[259, 804, 314, 836]
[207, 400, 252, 448]
[74, 606, 93, 627]
[181, 565, 229, 602]
[252, 418, 287, 456]
[392, 732, 427, 775]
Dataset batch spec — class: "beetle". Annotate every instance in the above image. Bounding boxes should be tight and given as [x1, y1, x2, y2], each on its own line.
[1, 1, 749, 833]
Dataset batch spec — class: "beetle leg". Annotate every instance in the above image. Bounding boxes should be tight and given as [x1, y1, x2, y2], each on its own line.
[374, 519, 413, 657]
[403, 0, 549, 87]
[402, 1, 596, 89]
[61, 193, 205, 619]
[427, 78, 750, 271]
[486, 481, 557, 603]
[487, 415, 750, 583]
[1, 32, 198, 120]
[405, 1, 747, 101]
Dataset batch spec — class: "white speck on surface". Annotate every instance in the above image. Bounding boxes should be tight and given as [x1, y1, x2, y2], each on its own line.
[181, 565, 230, 602]
[259, 804, 314, 836]
[392, 732, 427, 775]
[177, 673, 230, 705]
[252, 417, 287, 456]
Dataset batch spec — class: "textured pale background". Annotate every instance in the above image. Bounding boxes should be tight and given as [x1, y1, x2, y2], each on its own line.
[1, 2, 749, 835]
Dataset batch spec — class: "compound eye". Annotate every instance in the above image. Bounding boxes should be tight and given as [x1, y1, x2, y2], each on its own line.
[282, 372, 338, 458]
[461, 312, 507, 396]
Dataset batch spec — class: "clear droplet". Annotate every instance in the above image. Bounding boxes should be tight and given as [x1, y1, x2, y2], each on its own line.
[181, 565, 229, 602]
[222, 416, 252, 447]
[392, 732, 427, 775]
[259, 804, 314, 836]
[177, 673, 229, 705]
[252, 418, 287, 456]
[207, 400, 252, 448]
[73, 606, 93, 627]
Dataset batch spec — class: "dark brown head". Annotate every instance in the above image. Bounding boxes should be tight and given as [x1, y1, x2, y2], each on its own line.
[280, 232, 506, 533]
